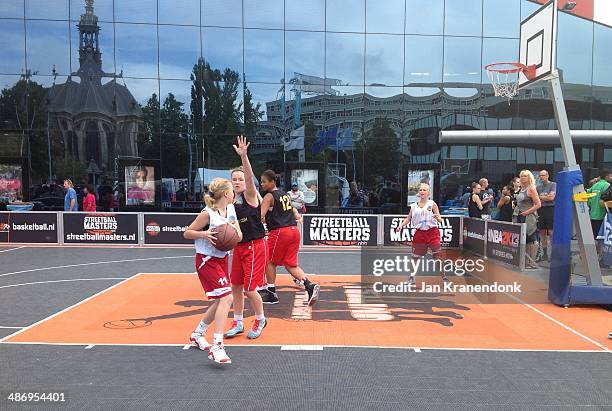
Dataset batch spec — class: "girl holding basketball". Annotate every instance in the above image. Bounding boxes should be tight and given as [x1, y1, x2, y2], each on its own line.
[223, 135, 268, 340]
[183, 178, 241, 364]
[259, 170, 320, 306]
[396, 183, 446, 284]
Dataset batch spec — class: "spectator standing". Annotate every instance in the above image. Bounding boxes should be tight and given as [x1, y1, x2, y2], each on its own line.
[63, 179, 78, 211]
[479, 178, 494, 218]
[347, 181, 367, 207]
[514, 170, 541, 268]
[587, 169, 612, 259]
[288, 182, 306, 214]
[496, 185, 514, 222]
[460, 186, 471, 208]
[82, 185, 97, 212]
[537, 170, 556, 261]
[468, 182, 484, 218]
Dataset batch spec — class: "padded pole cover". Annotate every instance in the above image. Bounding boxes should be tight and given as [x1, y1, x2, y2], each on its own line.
[548, 169, 581, 305]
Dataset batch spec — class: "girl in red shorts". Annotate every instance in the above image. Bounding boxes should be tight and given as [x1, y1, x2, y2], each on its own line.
[396, 183, 446, 284]
[258, 170, 320, 306]
[224, 135, 268, 339]
[183, 178, 241, 364]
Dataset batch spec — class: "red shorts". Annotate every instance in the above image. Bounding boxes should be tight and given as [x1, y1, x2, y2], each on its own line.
[230, 237, 268, 291]
[195, 253, 231, 299]
[268, 226, 300, 267]
[412, 227, 441, 257]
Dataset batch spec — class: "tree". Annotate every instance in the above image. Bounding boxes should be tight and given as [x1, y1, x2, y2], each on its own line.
[243, 83, 264, 136]
[139, 93, 160, 159]
[359, 118, 400, 187]
[190, 59, 253, 169]
[0, 72, 51, 183]
[159, 93, 189, 178]
[140, 92, 190, 178]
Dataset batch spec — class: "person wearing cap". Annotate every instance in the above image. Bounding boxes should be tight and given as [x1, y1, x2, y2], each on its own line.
[288, 181, 306, 214]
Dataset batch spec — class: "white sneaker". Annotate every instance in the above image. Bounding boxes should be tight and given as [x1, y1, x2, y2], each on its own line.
[189, 332, 211, 351]
[208, 343, 232, 364]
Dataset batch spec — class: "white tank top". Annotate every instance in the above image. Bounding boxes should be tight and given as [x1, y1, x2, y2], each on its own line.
[195, 204, 237, 258]
[410, 200, 438, 230]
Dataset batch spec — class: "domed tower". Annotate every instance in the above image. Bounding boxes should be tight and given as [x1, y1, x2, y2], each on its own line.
[48, 0, 142, 178]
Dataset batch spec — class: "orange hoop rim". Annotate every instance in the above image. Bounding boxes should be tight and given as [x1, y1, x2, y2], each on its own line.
[484, 62, 528, 74]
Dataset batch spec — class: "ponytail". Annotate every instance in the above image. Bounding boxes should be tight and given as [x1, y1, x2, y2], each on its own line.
[204, 178, 232, 209]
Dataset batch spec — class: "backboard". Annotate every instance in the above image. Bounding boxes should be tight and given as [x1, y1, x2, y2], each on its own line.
[519, 0, 558, 88]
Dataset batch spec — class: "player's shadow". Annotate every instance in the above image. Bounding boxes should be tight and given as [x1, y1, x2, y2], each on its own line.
[103, 283, 470, 329]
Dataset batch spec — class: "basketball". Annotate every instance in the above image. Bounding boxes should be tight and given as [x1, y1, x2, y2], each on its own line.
[214, 223, 240, 251]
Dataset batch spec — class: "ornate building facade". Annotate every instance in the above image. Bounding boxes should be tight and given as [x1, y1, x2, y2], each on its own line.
[47, 0, 142, 177]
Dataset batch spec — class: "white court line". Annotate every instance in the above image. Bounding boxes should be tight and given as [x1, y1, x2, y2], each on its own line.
[281, 345, 323, 351]
[414, 348, 421, 353]
[84, 345, 94, 349]
[0, 246, 26, 253]
[0, 278, 127, 289]
[0, 255, 192, 278]
[467, 272, 611, 353]
[0, 274, 142, 343]
[0, 341, 606, 353]
[0, 326, 24, 329]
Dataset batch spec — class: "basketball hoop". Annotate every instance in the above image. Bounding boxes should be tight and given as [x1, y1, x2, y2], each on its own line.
[485, 62, 536, 102]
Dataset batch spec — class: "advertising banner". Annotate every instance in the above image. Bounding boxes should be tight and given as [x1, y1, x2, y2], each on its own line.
[486, 220, 523, 268]
[63, 213, 138, 244]
[0, 212, 58, 243]
[302, 215, 378, 246]
[383, 215, 460, 248]
[462, 217, 486, 255]
[143, 213, 195, 245]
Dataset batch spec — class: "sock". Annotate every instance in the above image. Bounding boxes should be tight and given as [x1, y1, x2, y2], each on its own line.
[255, 313, 265, 321]
[267, 283, 276, 293]
[213, 333, 223, 345]
[302, 277, 312, 287]
[233, 314, 243, 323]
[194, 319, 209, 334]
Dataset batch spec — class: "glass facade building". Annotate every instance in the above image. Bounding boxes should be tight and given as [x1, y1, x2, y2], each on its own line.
[0, 0, 611, 212]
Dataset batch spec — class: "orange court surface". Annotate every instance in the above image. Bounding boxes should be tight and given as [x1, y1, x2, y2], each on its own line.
[3, 272, 610, 353]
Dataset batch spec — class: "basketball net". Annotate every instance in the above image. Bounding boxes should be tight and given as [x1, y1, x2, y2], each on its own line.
[485, 62, 536, 103]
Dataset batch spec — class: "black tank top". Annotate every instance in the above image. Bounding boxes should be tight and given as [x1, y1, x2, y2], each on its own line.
[468, 194, 483, 218]
[234, 193, 266, 243]
[265, 189, 296, 230]
[498, 198, 513, 222]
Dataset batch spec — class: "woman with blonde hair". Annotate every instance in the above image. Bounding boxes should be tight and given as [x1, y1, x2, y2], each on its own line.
[513, 170, 541, 268]
[183, 178, 242, 364]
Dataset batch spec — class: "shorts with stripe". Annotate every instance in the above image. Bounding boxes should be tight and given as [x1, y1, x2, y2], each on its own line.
[230, 237, 267, 291]
[268, 225, 300, 267]
[195, 253, 231, 299]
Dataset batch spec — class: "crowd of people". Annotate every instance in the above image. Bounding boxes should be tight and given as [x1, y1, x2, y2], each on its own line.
[461, 169, 612, 268]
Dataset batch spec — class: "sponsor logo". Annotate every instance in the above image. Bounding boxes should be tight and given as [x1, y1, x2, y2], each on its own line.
[145, 222, 161, 236]
[308, 217, 372, 246]
[487, 228, 519, 247]
[67, 214, 137, 242]
[463, 228, 484, 241]
[11, 222, 55, 231]
[145, 222, 187, 237]
[0, 222, 9, 232]
[84, 214, 118, 235]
